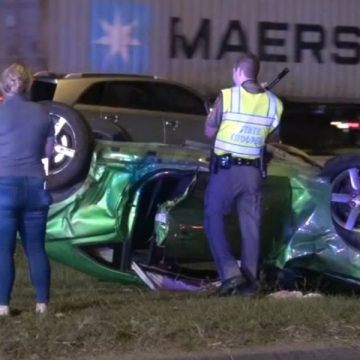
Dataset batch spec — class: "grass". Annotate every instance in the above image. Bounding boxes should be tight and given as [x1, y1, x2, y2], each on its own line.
[1, 251, 360, 360]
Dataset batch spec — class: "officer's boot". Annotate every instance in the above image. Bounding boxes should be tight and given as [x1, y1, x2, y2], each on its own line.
[214, 274, 247, 297]
[236, 267, 259, 297]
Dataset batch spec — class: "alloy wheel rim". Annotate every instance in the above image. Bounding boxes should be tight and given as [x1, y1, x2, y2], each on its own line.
[49, 113, 77, 175]
[331, 167, 360, 232]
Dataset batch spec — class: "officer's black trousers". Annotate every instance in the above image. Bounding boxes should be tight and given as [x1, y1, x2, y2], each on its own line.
[204, 165, 262, 282]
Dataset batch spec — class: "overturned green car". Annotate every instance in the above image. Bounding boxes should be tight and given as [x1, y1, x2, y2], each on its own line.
[45, 139, 360, 291]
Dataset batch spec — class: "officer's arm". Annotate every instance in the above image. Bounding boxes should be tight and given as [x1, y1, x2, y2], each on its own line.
[267, 127, 280, 143]
[267, 98, 284, 143]
[205, 123, 218, 138]
[204, 95, 222, 138]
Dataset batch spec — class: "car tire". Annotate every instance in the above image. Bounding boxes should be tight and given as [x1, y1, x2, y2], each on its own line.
[321, 154, 360, 250]
[40, 101, 94, 190]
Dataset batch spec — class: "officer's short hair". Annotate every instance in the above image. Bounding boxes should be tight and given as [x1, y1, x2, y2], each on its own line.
[234, 53, 260, 79]
[0, 63, 33, 96]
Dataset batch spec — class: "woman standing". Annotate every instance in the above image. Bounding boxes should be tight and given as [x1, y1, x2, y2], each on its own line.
[0, 63, 54, 316]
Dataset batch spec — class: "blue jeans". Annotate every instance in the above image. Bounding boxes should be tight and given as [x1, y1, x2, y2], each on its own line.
[0, 177, 51, 305]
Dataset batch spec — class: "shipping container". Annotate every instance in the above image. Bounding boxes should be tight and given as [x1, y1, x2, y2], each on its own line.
[7, 0, 360, 101]
[0, 0, 45, 71]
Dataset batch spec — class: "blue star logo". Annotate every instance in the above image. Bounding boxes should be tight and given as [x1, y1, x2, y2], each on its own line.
[90, 0, 151, 73]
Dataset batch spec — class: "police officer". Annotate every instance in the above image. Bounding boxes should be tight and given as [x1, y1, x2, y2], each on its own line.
[204, 53, 283, 296]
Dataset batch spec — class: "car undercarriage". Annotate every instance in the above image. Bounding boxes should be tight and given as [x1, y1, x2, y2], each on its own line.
[42, 141, 360, 293]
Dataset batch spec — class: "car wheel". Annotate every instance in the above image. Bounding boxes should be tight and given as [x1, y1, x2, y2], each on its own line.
[40, 101, 94, 190]
[321, 155, 360, 250]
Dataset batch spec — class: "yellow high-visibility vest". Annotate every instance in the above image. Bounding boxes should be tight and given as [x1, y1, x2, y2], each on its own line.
[214, 86, 283, 158]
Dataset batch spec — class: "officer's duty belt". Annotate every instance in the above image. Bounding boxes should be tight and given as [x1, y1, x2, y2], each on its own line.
[232, 157, 260, 167]
[216, 154, 260, 169]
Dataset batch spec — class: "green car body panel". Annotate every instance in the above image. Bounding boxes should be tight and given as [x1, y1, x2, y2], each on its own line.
[45, 141, 360, 288]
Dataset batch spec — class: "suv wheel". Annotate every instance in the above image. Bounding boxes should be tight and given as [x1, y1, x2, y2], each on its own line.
[41, 101, 94, 190]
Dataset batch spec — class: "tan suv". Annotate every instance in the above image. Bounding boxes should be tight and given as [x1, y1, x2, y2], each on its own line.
[31, 73, 209, 143]
[30, 73, 210, 189]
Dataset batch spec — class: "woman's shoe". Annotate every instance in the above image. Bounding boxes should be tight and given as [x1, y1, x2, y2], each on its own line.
[0, 305, 10, 316]
[35, 303, 48, 314]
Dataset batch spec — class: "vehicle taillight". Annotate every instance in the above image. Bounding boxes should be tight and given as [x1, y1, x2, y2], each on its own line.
[0, 96, 3, 103]
[347, 122, 360, 129]
[331, 121, 360, 130]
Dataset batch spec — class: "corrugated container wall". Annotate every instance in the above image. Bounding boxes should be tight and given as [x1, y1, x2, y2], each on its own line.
[0, 0, 45, 71]
[43, 0, 360, 100]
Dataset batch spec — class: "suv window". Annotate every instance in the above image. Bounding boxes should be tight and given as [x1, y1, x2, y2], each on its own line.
[77, 82, 105, 105]
[77, 80, 206, 115]
[78, 81, 152, 110]
[152, 83, 207, 115]
[31, 80, 57, 101]
[102, 81, 152, 110]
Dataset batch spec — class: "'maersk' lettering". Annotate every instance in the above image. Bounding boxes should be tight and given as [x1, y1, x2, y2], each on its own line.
[170, 17, 360, 65]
